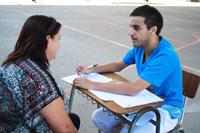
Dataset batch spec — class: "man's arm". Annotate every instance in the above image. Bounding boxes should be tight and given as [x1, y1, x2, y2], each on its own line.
[76, 60, 128, 74]
[73, 77, 150, 96]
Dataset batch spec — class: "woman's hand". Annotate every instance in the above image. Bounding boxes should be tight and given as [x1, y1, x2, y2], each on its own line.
[73, 77, 95, 89]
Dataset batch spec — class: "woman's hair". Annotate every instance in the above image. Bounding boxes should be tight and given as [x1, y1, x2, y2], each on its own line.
[2, 15, 61, 70]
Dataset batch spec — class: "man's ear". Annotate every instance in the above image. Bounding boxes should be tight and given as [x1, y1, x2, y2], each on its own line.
[150, 26, 158, 35]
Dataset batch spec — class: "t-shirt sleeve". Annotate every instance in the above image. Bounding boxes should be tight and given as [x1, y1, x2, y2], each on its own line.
[20, 74, 60, 115]
[139, 54, 174, 87]
[122, 48, 136, 65]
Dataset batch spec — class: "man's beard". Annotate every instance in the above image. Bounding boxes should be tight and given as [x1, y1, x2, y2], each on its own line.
[132, 43, 142, 48]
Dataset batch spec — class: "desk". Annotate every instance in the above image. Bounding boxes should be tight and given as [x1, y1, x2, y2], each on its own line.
[68, 72, 163, 133]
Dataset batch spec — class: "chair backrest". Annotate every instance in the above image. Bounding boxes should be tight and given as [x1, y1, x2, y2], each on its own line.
[182, 67, 200, 99]
[167, 67, 200, 132]
[177, 67, 200, 124]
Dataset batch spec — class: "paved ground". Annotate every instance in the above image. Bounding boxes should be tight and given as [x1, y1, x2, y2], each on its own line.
[1, 0, 200, 6]
[0, 5, 200, 133]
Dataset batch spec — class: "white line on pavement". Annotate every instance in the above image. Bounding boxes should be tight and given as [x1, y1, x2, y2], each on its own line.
[16, 9, 200, 73]
[63, 25, 131, 49]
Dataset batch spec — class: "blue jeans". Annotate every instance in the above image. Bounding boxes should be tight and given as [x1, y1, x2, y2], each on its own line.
[92, 108, 178, 133]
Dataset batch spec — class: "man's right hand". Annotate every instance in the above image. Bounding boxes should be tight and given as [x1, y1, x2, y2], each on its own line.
[75, 65, 91, 75]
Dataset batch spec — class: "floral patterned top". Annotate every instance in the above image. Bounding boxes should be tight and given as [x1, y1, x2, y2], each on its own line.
[0, 59, 69, 133]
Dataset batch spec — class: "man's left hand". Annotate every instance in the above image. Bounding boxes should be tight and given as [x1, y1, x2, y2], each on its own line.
[73, 77, 95, 89]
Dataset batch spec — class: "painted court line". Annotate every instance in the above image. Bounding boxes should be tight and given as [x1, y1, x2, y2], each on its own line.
[62, 25, 130, 49]
[15, 9, 130, 49]
[16, 10, 200, 73]
[63, 24, 200, 73]
[62, 25, 200, 74]
[175, 36, 200, 51]
[168, 38, 187, 46]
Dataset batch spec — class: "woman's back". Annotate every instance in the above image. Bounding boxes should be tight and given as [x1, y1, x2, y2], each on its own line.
[0, 59, 68, 132]
[1, 15, 79, 133]
[0, 66, 22, 132]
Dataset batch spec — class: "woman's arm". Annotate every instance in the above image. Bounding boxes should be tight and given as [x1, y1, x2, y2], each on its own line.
[39, 97, 78, 133]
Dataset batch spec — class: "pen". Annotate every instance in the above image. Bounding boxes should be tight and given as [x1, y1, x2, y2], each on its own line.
[88, 64, 98, 68]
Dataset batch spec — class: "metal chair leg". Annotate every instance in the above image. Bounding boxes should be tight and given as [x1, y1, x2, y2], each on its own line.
[68, 85, 75, 113]
[97, 103, 101, 133]
[128, 107, 161, 133]
[168, 124, 184, 133]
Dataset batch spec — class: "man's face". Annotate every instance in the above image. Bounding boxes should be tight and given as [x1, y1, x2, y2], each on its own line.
[128, 16, 150, 47]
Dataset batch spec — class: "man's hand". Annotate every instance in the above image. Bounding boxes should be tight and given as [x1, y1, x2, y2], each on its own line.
[73, 77, 95, 89]
[75, 65, 91, 75]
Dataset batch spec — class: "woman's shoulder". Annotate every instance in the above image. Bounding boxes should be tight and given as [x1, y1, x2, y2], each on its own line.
[2, 59, 38, 77]
[1, 59, 48, 87]
[12, 59, 50, 80]
[15, 59, 44, 72]
[2, 61, 25, 80]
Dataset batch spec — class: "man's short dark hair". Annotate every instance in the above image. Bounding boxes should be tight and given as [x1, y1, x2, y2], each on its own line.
[130, 5, 163, 35]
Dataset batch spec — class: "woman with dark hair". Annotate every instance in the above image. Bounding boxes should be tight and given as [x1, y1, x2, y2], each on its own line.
[0, 15, 80, 132]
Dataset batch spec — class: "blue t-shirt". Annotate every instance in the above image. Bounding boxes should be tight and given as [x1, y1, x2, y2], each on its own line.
[123, 37, 183, 119]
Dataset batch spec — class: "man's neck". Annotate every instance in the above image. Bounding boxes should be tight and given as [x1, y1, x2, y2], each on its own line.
[143, 35, 160, 58]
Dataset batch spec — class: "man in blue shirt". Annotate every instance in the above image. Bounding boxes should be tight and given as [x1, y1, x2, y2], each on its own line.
[74, 5, 183, 133]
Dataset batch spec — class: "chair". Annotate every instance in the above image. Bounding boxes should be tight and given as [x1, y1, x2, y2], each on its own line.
[125, 67, 200, 133]
[168, 67, 200, 133]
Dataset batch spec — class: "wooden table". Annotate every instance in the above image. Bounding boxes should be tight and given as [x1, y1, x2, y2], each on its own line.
[68, 73, 163, 133]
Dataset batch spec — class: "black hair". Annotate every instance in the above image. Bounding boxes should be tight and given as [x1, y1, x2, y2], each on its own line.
[2, 15, 61, 70]
[130, 5, 163, 35]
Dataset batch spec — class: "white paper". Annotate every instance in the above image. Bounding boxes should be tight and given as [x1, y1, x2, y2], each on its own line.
[62, 73, 112, 84]
[62, 74, 79, 84]
[89, 89, 119, 101]
[89, 89, 163, 108]
[62, 73, 162, 108]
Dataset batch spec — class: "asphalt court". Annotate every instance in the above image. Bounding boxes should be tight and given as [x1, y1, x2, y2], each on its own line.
[0, 5, 200, 133]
